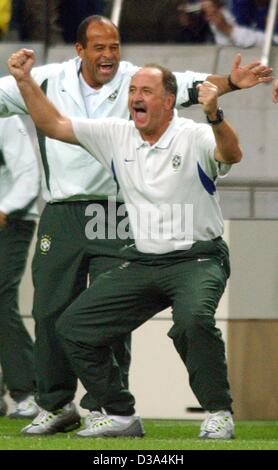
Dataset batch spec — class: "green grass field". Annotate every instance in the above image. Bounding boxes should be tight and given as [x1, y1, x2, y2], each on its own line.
[0, 418, 278, 450]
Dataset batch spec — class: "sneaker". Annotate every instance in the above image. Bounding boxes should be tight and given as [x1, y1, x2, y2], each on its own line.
[77, 412, 145, 438]
[9, 395, 40, 419]
[199, 410, 235, 440]
[21, 402, 81, 435]
[84, 410, 105, 427]
[0, 396, 8, 417]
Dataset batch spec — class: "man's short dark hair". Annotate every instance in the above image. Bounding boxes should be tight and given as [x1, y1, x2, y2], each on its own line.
[144, 64, 177, 108]
[76, 15, 119, 48]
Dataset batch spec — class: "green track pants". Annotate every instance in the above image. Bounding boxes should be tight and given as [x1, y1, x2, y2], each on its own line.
[32, 200, 132, 411]
[0, 219, 36, 401]
[57, 238, 233, 415]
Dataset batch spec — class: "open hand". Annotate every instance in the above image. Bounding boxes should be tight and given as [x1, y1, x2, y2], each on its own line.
[201, 0, 232, 33]
[230, 53, 273, 89]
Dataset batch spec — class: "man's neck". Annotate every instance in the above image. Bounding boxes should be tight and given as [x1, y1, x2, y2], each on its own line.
[79, 72, 101, 94]
[139, 114, 174, 146]
[80, 68, 103, 90]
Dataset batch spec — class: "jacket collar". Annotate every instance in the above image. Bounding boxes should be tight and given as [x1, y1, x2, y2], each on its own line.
[61, 57, 125, 114]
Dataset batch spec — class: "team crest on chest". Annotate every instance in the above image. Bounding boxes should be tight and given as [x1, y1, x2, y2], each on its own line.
[40, 235, 52, 254]
[108, 89, 119, 102]
[172, 154, 182, 171]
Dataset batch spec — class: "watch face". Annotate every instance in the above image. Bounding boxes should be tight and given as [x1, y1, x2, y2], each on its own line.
[207, 108, 224, 124]
[217, 108, 224, 120]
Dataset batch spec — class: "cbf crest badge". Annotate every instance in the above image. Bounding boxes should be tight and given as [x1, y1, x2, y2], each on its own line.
[172, 154, 182, 171]
[108, 89, 119, 102]
[40, 235, 52, 254]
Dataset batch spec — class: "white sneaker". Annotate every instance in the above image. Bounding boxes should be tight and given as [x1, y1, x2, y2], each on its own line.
[77, 412, 145, 438]
[84, 410, 105, 428]
[9, 395, 40, 419]
[21, 402, 81, 435]
[199, 410, 235, 439]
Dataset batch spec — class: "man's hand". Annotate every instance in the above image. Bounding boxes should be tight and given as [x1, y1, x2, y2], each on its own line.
[7, 48, 76, 145]
[201, 0, 233, 35]
[230, 53, 273, 89]
[197, 81, 219, 118]
[198, 82, 242, 165]
[0, 211, 7, 229]
[7, 48, 35, 83]
[272, 79, 278, 103]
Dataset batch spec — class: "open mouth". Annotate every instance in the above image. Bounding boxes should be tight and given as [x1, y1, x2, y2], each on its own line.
[132, 105, 147, 120]
[98, 63, 114, 73]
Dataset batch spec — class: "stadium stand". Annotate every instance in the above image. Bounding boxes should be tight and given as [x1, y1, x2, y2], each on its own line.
[0, 42, 44, 77]
[46, 44, 75, 63]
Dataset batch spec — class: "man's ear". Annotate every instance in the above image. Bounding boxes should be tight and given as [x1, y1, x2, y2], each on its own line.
[75, 42, 84, 59]
[164, 93, 176, 111]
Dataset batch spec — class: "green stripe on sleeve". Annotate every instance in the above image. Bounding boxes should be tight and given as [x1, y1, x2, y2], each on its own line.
[0, 149, 5, 166]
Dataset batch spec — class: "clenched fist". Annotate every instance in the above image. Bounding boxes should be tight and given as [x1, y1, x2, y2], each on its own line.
[197, 81, 219, 118]
[7, 49, 36, 82]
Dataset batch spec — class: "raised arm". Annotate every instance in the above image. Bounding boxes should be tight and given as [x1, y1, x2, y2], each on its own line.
[8, 49, 77, 144]
[197, 81, 242, 164]
[207, 53, 272, 96]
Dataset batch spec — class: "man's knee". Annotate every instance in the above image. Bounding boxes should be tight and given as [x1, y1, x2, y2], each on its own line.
[169, 310, 216, 343]
[56, 308, 105, 349]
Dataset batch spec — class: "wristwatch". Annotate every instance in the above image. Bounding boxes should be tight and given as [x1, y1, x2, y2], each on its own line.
[206, 108, 224, 125]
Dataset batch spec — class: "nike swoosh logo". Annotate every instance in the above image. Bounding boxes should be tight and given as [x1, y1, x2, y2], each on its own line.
[124, 159, 135, 163]
[197, 258, 210, 262]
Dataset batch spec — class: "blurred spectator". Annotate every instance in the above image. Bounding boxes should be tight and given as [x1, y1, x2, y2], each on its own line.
[232, 0, 277, 32]
[201, 0, 278, 47]
[0, 0, 11, 39]
[176, 1, 215, 43]
[59, 1, 105, 43]
[9, 0, 62, 44]
[119, 0, 219, 44]
[119, 0, 183, 42]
